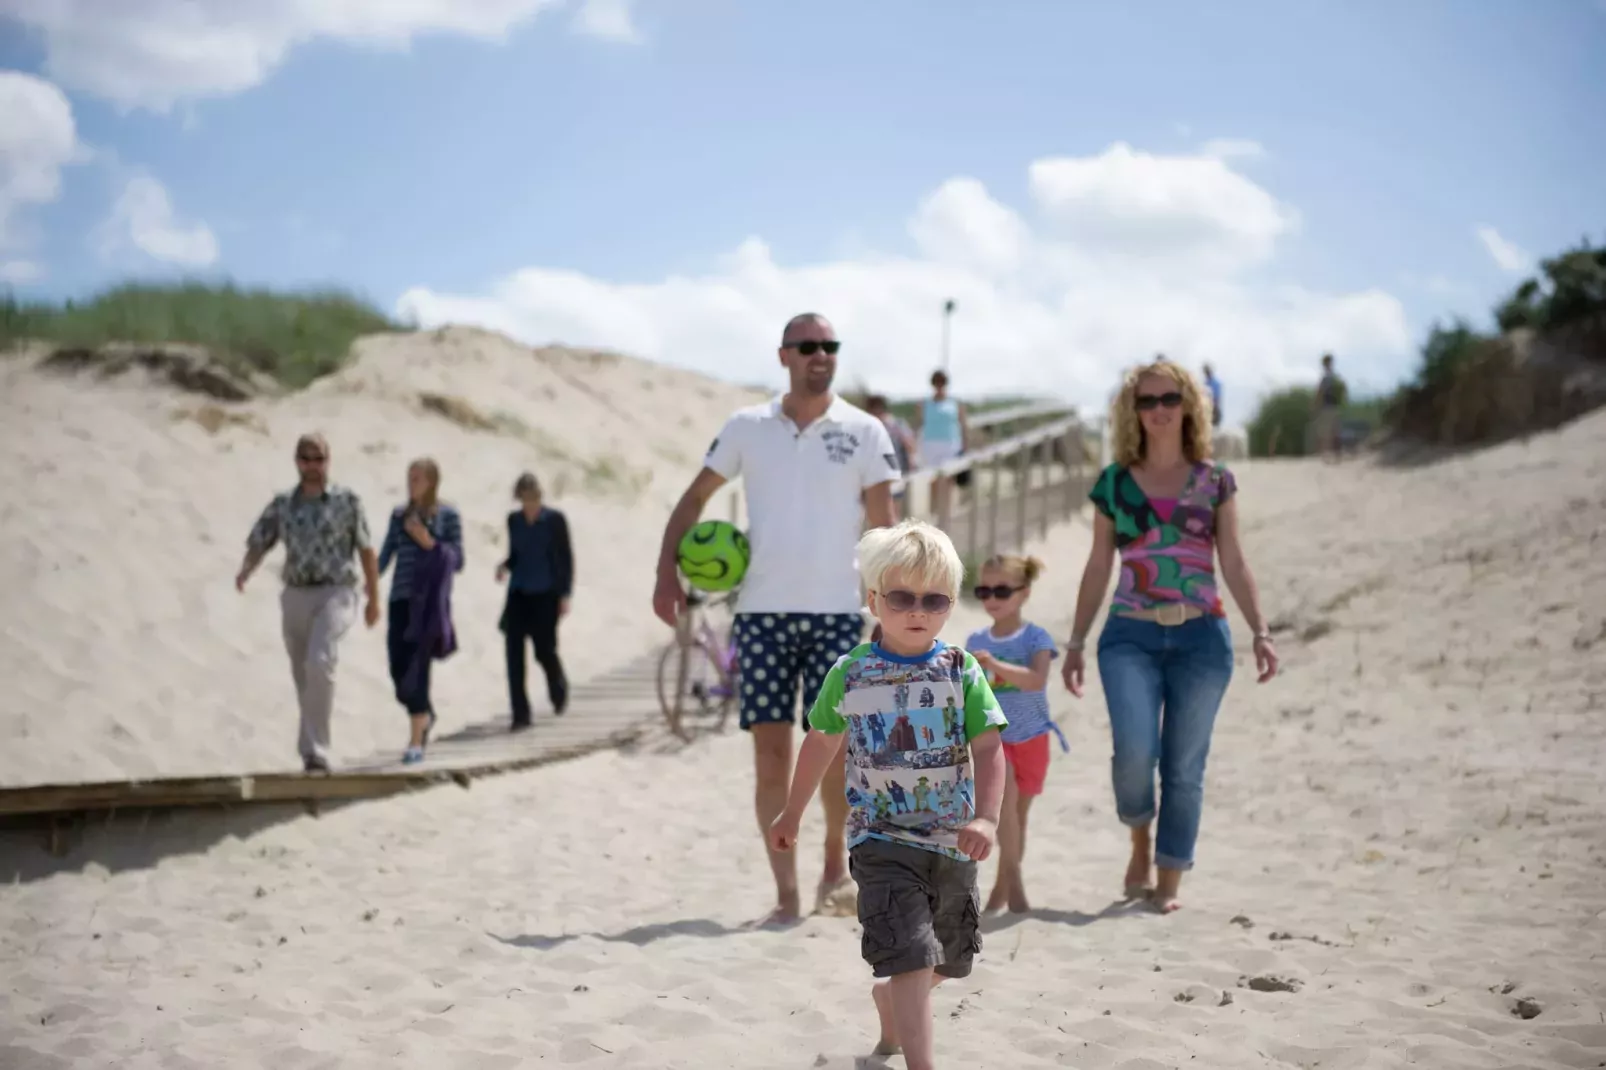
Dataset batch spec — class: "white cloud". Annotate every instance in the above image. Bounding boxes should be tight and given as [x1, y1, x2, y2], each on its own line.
[1475, 224, 1531, 274]
[571, 0, 640, 42]
[98, 173, 219, 266]
[0, 0, 591, 111]
[0, 70, 80, 265]
[1027, 142, 1297, 268]
[396, 142, 1411, 422]
[1, 259, 43, 284]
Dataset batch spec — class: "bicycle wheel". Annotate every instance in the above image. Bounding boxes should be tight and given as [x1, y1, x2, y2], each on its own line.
[656, 636, 724, 741]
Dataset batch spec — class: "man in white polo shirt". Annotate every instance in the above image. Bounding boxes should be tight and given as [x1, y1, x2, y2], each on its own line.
[653, 311, 898, 925]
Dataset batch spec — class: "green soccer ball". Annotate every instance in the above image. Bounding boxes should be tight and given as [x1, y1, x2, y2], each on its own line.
[677, 520, 750, 592]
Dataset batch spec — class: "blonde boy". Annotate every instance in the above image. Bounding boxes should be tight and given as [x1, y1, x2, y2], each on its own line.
[769, 519, 1007, 1070]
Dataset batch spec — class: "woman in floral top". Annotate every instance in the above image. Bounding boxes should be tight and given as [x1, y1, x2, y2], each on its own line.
[1062, 358, 1279, 913]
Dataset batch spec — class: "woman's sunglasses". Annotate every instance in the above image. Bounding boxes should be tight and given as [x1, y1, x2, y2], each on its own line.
[788, 340, 841, 356]
[879, 589, 953, 614]
[972, 584, 1023, 601]
[1134, 391, 1183, 412]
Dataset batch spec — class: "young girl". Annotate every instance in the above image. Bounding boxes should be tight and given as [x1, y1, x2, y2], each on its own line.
[965, 554, 1065, 913]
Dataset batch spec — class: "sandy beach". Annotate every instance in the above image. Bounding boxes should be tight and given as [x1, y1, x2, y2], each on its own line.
[3, 334, 1605, 1069]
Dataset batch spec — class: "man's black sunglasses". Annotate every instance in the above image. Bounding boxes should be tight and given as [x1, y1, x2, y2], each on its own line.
[1134, 391, 1183, 411]
[786, 340, 841, 356]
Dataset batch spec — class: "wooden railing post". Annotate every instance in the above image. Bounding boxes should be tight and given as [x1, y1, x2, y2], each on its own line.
[1014, 441, 1030, 551]
[987, 453, 1002, 561]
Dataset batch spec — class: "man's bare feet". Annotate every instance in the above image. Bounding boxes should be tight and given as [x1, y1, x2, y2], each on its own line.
[988, 880, 1031, 914]
[748, 887, 804, 929]
[815, 875, 858, 918]
[870, 980, 901, 1056]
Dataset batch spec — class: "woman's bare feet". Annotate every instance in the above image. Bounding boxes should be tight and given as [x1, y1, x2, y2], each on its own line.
[1123, 846, 1153, 900]
[1150, 867, 1183, 914]
[870, 980, 901, 1056]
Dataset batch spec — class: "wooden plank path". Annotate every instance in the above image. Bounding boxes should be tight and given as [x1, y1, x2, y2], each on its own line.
[0, 649, 667, 821]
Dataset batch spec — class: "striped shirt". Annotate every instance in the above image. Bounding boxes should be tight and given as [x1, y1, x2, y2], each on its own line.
[378, 503, 465, 602]
[963, 622, 1068, 749]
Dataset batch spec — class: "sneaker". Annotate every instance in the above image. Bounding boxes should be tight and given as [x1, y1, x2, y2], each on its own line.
[401, 746, 425, 765]
[303, 755, 331, 775]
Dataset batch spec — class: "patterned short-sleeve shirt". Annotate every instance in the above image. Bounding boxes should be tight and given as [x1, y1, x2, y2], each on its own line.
[1089, 462, 1237, 617]
[808, 641, 1007, 862]
[247, 484, 373, 588]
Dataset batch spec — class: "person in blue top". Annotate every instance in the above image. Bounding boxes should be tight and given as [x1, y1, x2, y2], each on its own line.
[376, 457, 465, 763]
[964, 552, 1064, 914]
[496, 471, 575, 729]
[914, 370, 971, 519]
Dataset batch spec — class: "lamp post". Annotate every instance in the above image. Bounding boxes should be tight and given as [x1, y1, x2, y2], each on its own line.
[940, 298, 956, 375]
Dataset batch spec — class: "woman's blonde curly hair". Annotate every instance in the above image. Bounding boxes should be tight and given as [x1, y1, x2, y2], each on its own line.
[1109, 357, 1215, 468]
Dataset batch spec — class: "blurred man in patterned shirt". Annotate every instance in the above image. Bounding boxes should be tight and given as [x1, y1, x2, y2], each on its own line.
[236, 432, 380, 772]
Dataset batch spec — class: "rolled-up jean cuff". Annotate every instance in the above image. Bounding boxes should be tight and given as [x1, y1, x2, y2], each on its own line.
[1155, 852, 1195, 872]
[1118, 809, 1156, 828]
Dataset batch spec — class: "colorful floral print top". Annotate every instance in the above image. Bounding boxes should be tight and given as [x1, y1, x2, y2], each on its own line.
[1088, 462, 1237, 617]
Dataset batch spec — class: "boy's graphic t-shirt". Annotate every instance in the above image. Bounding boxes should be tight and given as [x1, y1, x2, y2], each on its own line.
[808, 641, 1007, 861]
[964, 622, 1067, 749]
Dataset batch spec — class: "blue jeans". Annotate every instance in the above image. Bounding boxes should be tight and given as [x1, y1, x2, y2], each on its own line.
[1097, 613, 1234, 871]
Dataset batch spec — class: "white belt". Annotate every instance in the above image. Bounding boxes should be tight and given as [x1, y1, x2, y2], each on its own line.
[1115, 603, 1205, 626]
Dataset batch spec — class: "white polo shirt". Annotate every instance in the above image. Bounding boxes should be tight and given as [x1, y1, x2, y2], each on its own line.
[704, 396, 899, 615]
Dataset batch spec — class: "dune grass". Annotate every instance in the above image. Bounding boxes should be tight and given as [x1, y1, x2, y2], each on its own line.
[0, 282, 401, 389]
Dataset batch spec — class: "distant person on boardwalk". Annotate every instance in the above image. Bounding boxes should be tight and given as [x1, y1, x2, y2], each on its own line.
[768, 519, 1006, 1070]
[376, 457, 464, 764]
[865, 393, 918, 508]
[913, 370, 970, 518]
[864, 394, 917, 478]
[235, 432, 379, 773]
[497, 472, 574, 730]
[1311, 353, 1346, 461]
[1061, 358, 1279, 913]
[1202, 363, 1223, 429]
[964, 553, 1065, 914]
[652, 311, 899, 925]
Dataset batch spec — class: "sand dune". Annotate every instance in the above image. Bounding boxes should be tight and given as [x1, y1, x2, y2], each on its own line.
[0, 327, 764, 788]
[1, 336, 1604, 1068]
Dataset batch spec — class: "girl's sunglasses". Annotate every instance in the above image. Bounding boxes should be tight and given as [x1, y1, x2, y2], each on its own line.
[788, 340, 841, 356]
[972, 584, 1023, 601]
[1134, 391, 1183, 411]
[879, 589, 953, 614]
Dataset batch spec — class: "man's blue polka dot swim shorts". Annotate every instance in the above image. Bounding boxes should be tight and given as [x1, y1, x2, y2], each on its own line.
[731, 612, 865, 731]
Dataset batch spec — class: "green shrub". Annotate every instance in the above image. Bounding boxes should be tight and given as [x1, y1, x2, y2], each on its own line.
[1246, 386, 1389, 457]
[0, 281, 398, 388]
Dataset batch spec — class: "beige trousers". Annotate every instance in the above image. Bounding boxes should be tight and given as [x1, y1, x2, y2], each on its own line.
[280, 584, 359, 764]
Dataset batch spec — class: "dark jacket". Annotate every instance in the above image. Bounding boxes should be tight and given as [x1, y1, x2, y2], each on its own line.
[404, 541, 460, 693]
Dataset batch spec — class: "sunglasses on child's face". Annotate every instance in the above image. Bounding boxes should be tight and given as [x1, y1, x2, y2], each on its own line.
[879, 589, 953, 614]
[787, 340, 841, 356]
[1134, 391, 1183, 412]
[972, 584, 1023, 601]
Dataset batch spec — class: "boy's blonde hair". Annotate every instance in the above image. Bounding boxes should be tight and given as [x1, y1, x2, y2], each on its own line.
[981, 553, 1046, 585]
[858, 519, 964, 599]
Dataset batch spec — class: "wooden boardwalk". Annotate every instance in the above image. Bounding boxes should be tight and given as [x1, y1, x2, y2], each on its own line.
[0, 649, 668, 821]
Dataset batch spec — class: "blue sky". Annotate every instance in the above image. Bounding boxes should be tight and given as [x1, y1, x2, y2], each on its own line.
[2, 0, 1603, 420]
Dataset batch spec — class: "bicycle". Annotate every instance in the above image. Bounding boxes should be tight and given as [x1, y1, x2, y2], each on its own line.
[656, 586, 740, 741]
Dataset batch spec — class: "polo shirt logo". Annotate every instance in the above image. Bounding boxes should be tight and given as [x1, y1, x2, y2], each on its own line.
[821, 428, 860, 465]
